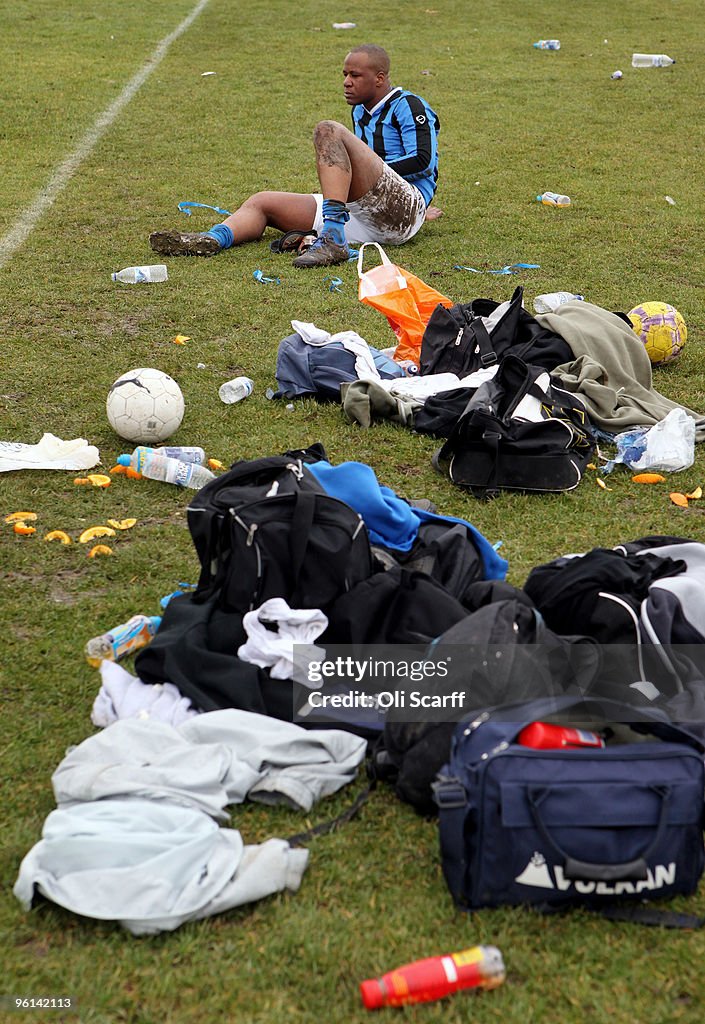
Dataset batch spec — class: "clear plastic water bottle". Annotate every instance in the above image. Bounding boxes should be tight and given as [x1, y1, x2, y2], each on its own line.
[631, 53, 675, 68]
[117, 450, 215, 488]
[219, 376, 254, 404]
[537, 192, 571, 207]
[111, 265, 168, 284]
[133, 445, 205, 465]
[84, 614, 162, 667]
[533, 39, 560, 50]
[533, 292, 585, 313]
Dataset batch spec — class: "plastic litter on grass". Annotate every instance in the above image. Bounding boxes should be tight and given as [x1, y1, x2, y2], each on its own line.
[178, 201, 232, 217]
[253, 270, 281, 285]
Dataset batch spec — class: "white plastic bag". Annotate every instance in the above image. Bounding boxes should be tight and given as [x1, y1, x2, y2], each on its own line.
[629, 408, 695, 472]
[0, 432, 100, 473]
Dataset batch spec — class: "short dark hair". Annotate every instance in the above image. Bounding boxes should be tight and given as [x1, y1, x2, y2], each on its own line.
[347, 44, 390, 76]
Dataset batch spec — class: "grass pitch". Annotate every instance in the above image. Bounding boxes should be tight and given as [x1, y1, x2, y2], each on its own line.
[2, 1, 705, 1022]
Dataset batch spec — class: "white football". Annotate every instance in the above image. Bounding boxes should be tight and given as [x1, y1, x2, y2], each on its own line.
[106, 367, 184, 443]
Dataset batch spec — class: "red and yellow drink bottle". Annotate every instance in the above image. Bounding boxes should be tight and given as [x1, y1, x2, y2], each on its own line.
[517, 721, 605, 749]
[359, 945, 505, 1009]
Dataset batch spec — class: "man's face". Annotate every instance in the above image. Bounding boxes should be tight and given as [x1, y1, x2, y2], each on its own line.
[343, 52, 383, 107]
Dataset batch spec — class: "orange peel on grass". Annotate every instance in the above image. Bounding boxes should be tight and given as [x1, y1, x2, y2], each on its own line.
[44, 530, 72, 544]
[207, 458, 225, 471]
[670, 492, 689, 508]
[88, 544, 113, 557]
[632, 473, 666, 484]
[74, 474, 111, 487]
[79, 526, 116, 544]
[686, 486, 703, 500]
[5, 511, 37, 523]
[109, 464, 142, 479]
[106, 518, 137, 531]
[13, 522, 36, 536]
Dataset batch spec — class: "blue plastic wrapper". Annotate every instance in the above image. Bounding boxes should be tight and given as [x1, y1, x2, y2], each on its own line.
[602, 429, 648, 474]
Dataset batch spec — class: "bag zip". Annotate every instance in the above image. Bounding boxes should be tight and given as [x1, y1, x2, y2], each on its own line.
[229, 495, 370, 606]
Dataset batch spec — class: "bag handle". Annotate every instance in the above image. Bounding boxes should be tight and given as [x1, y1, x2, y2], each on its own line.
[357, 241, 393, 278]
[289, 490, 316, 599]
[527, 784, 672, 882]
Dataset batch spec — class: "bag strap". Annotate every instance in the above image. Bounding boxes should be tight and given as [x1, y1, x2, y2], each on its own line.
[538, 902, 705, 930]
[286, 776, 376, 847]
[465, 316, 498, 368]
[595, 904, 705, 929]
[289, 490, 317, 600]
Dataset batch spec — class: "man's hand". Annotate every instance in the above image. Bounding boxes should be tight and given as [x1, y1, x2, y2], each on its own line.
[425, 205, 443, 221]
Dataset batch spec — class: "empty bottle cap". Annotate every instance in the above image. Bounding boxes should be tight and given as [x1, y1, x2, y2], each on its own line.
[117, 454, 131, 466]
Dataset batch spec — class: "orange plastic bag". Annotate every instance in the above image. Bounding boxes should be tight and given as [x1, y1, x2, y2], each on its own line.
[357, 242, 453, 367]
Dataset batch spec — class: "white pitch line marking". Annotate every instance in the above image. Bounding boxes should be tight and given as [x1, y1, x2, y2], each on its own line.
[0, 0, 212, 271]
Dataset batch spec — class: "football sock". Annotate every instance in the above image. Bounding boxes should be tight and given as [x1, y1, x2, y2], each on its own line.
[205, 223, 235, 249]
[321, 199, 349, 245]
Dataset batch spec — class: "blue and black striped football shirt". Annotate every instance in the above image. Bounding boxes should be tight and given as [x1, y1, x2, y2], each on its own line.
[350, 87, 440, 206]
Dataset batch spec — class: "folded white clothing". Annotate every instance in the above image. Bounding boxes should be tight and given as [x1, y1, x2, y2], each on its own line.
[92, 661, 199, 728]
[237, 598, 328, 682]
[13, 799, 309, 935]
[0, 432, 100, 472]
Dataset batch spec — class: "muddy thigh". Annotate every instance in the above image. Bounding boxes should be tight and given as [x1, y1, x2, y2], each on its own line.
[354, 170, 425, 243]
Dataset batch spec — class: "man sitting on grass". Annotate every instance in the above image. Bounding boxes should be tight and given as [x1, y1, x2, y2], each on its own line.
[149, 44, 441, 269]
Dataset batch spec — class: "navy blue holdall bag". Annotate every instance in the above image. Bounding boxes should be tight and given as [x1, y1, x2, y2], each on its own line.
[434, 696, 705, 913]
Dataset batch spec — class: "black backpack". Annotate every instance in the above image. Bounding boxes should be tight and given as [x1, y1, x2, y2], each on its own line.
[435, 353, 595, 498]
[135, 447, 375, 719]
[370, 592, 602, 814]
[186, 447, 373, 612]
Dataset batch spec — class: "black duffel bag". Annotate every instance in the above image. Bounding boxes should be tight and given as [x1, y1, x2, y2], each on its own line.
[419, 285, 572, 377]
[435, 353, 595, 498]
